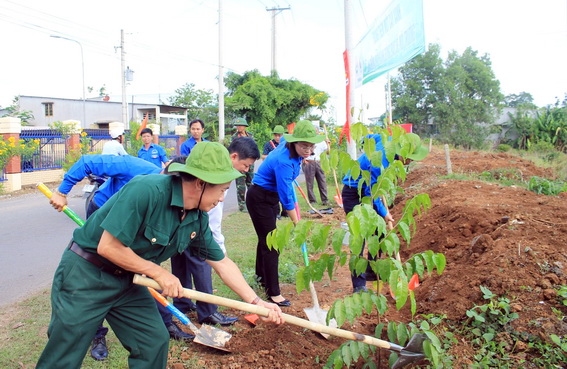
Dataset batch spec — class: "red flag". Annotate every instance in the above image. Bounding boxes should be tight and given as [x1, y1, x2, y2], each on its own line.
[136, 113, 148, 140]
[340, 50, 351, 144]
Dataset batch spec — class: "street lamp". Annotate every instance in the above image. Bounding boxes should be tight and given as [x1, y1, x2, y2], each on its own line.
[50, 35, 86, 127]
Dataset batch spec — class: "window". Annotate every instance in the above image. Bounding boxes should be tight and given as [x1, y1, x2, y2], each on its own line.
[43, 102, 53, 117]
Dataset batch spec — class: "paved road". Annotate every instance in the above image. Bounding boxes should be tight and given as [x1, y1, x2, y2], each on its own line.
[0, 182, 239, 308]
[0, 161, 303, 308]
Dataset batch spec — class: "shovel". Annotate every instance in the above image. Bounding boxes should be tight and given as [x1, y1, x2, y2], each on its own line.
[293, 180, 323, 217]
[148, 287, 232, 352]
[134, 275, 427, 369]
[292, 189, 337, 338]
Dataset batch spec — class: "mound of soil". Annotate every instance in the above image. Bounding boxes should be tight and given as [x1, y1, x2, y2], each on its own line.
[169, 147, 567, 368]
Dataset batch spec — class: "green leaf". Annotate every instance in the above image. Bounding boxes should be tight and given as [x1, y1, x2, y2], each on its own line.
[433, 253, 446, 275]
[387, 321, 397, 343]
[311, 223, 331, 253]
[412, 255, 425, 277]
[330, 149, 339, 169]
[350, 234, 363, 256]
[349, 341, 360, 363]
[397, 323, 408, 346]
[395, 272, 409, 310]
[410, 290, 417, 316]
[320, 151, 330, 173]
[424, 330, 442, 352]
[367, 235, 381, 259]
[397, 221, 411, 244]
[351, 292, 363, 317]
[344, 296, 355, 324]
[362, 292, 374, 314]
[341, 344, 352, 367]
[359, 341, 370, 360]
[422, 250, 435, 274]
[332, 300, 346, 327]
[331, 228, 347, 254]
[354, 257, 368, 277]
[295, 269, 306, 294]
[326, 254, 336, 280]
[293, 220, 312, 248]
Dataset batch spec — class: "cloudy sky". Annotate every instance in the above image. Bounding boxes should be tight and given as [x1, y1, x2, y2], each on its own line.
[1, 0, 566, 124]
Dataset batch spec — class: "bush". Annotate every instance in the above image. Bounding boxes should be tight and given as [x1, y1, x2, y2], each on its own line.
[528, 176, 567, 195]
[496, 144, 511, 152]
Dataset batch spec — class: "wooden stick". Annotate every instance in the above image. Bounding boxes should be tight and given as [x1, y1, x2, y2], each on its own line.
[133, 275, 401, 351]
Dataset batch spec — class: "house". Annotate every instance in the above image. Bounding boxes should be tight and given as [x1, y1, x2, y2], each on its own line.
[15, 95, 188, 134]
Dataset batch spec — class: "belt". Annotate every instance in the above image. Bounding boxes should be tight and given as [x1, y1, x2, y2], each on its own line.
[69, 241, 130, 276]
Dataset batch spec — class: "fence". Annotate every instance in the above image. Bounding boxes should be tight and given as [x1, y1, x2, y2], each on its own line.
[20, 129, 67, 172]
[17, 129, 181, 173]
[19, 129, 116, 172]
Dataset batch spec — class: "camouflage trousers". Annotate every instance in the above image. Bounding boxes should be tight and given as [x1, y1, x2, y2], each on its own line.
[236, 164, 254, 211]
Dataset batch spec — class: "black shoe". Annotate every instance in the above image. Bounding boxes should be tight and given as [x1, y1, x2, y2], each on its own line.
[166, 322, 195, 341]
[365, 272, 378, 281]
[90, 336, 108, 361]
[199, 312, 238, 326]
[268, 297, 291, 307]
[353, 286, 368, 293]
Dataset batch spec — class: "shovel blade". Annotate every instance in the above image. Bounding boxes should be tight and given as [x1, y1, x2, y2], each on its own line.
[303, 306, 338, 340]
[391, 333, 427, 369]
[194, 324, 233, 352]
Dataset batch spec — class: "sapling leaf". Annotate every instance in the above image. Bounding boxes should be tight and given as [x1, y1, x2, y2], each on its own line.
[293, 220, 312, 248]
[349, 341, 360, 363]
[422, 250, 435, 274]
[433, 252, 446, 275]
[341, 344, 352, 367]
[387, 321, 397, 343]
[320, 151, 330, 173]
[311, 223, 330, 253]
[344, 296, 355, 323]
[295, 269, 306, 294]
[397, 322, 408, 346]
[331, 228, 346, 254]
[398, 221, 411, 244]
[367, 235, 380, 258]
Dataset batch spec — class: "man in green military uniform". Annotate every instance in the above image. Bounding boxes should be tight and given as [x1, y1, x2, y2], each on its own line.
[231, 117, 257, 212]
[36, 142, 283, 369]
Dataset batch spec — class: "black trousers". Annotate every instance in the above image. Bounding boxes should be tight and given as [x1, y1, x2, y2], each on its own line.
[342, 185, 379, 289]
[246, 184, 282, 297]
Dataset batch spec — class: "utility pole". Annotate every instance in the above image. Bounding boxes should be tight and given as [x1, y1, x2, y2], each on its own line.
[120, 30, 128, 128]
[218, 0, 225, 141]
[266, 6, 290, 74]
[344, 0, 356, 159]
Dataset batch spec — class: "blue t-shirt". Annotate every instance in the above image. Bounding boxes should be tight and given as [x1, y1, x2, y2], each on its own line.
[253, 138, 302, 211]
[138, 143, 168, 168]
[58, 155, 162, 208]
[342, 134, 390, 216]
[180, 137, 209, 156]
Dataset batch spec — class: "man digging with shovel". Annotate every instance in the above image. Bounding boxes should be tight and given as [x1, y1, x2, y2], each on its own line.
[36, 142, 283, 369]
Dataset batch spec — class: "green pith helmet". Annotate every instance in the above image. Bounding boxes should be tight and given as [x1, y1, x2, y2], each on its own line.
[233, 118, 248, 127]
[272, 125, 285, 134]
[283, 120, 324, 144]
[167, 142, 243, 184]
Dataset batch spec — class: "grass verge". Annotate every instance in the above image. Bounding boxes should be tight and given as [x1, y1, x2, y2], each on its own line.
[0, 180, 339, 369]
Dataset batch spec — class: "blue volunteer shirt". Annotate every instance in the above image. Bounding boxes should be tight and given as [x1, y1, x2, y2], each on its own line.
[342, 134, 390, 216]
[138, 143, 168, 168]
[253, 138, 302, 211]
[58, 155, 162, 208]
[180, 137, 209, 156]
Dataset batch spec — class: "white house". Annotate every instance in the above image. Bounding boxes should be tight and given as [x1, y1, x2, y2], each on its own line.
[14, 95, 188, 134]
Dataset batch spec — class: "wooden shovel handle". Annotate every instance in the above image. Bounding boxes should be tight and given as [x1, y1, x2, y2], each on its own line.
[133, 274, 396, 351]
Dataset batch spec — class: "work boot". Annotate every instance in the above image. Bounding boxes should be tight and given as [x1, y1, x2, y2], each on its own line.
[166, 322, 195, 341]
[90, 336, 108, 361]
[199, 312, 238, 326]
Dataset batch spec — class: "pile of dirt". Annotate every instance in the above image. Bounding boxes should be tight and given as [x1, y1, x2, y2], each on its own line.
[169, 147, 567, 368]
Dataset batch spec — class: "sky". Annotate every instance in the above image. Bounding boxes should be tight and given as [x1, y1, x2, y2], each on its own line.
[1, 0, 566, 125]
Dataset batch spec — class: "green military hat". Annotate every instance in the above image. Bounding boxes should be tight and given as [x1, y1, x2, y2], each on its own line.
[234, 118, 249, 127]
[283, 120, 325, 144]
[272, 125, 285, 134]
[168, 142, 243, 184]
